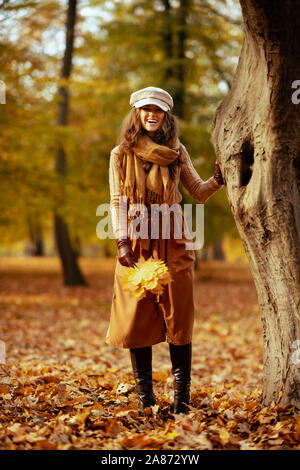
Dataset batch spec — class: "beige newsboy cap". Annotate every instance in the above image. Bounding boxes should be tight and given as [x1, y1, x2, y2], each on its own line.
[130, 86, 173, 112]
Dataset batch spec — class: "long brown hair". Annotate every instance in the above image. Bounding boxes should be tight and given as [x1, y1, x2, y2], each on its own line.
[116, 107, 183, 180]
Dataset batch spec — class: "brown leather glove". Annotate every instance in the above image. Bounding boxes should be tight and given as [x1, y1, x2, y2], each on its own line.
[213, 160, 224, 185]
[116, 238, 137, 268]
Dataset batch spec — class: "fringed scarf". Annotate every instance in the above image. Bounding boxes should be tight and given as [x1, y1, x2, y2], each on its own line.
[120, 133, 181, 208]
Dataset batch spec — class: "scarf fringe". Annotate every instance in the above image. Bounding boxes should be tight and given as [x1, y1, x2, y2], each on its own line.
[125, 185, 135, 205]
[125, 188, 163, 208]
[146, 189, 163, 205]
[127, 194, 149, 222]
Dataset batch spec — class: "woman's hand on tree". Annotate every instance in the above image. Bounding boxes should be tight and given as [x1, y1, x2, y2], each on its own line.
[116, 239, 137, 268]
[213, 160, 224, 185]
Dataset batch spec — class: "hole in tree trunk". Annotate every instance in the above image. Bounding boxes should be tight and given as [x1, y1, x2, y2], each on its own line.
[240, 140, 254, 187]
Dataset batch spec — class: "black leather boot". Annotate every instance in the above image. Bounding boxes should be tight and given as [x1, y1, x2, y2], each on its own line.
[129, 346, 156, 409]
[169, 342, 192, 414]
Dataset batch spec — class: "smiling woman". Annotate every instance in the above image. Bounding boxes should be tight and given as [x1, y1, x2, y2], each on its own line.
[106, 86, 224, 415]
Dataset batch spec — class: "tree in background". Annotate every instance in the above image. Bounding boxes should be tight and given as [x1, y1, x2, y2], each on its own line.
[211, 0, 300, 409]
[0, 0, 243, 264]
[0, 0, 64, 251]
[54, 0, 87, 285]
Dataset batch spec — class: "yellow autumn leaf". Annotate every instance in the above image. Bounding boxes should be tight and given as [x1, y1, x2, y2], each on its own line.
[144, 278, 158, 290]
[165, 431, 179, 439]
[121, 258, 172, 300]
[153, 370, 168, 382]
[219, 428, 230, 445]
[132, 288, 147, 299]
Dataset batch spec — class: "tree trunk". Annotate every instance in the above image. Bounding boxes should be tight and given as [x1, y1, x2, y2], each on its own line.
[211, 0, 300, 409]
[161, 0, 173, 82]
[27, 215, 44, 256]
[173, 0, 189, 118]
[212, 240, 224, 261]
[161, 0, 189, 119]
[54, 0, 87, 286]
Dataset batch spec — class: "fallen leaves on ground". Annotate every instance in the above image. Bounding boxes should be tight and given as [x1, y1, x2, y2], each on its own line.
[0, 257, 299, 450]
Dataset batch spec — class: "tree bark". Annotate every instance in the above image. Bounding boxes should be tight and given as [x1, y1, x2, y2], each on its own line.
[161, 0, 189, 119]
[211, 0, 300, 408]
[54, 0, 87, 286]
[174, 0, 189, 118]
[161, 0, 173, 82]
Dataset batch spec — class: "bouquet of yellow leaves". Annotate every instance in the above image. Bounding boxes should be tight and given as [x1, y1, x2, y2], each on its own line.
[120, 258, 172, 300]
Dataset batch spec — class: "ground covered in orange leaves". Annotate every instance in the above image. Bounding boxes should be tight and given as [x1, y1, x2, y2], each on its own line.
[0, 257, 299, 450]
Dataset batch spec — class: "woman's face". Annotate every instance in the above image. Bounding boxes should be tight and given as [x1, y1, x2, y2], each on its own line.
[139, 104, 165, 135]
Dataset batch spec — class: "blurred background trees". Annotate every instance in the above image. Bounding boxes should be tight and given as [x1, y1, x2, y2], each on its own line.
[0, 0, 246, 272]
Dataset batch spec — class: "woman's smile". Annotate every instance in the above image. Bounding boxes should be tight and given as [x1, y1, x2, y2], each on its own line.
[140, 104, 165, 135]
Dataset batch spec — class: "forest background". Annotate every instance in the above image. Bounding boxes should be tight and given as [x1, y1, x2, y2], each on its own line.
[2, 1, 300, 451]
[0, 0, 245, 265]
